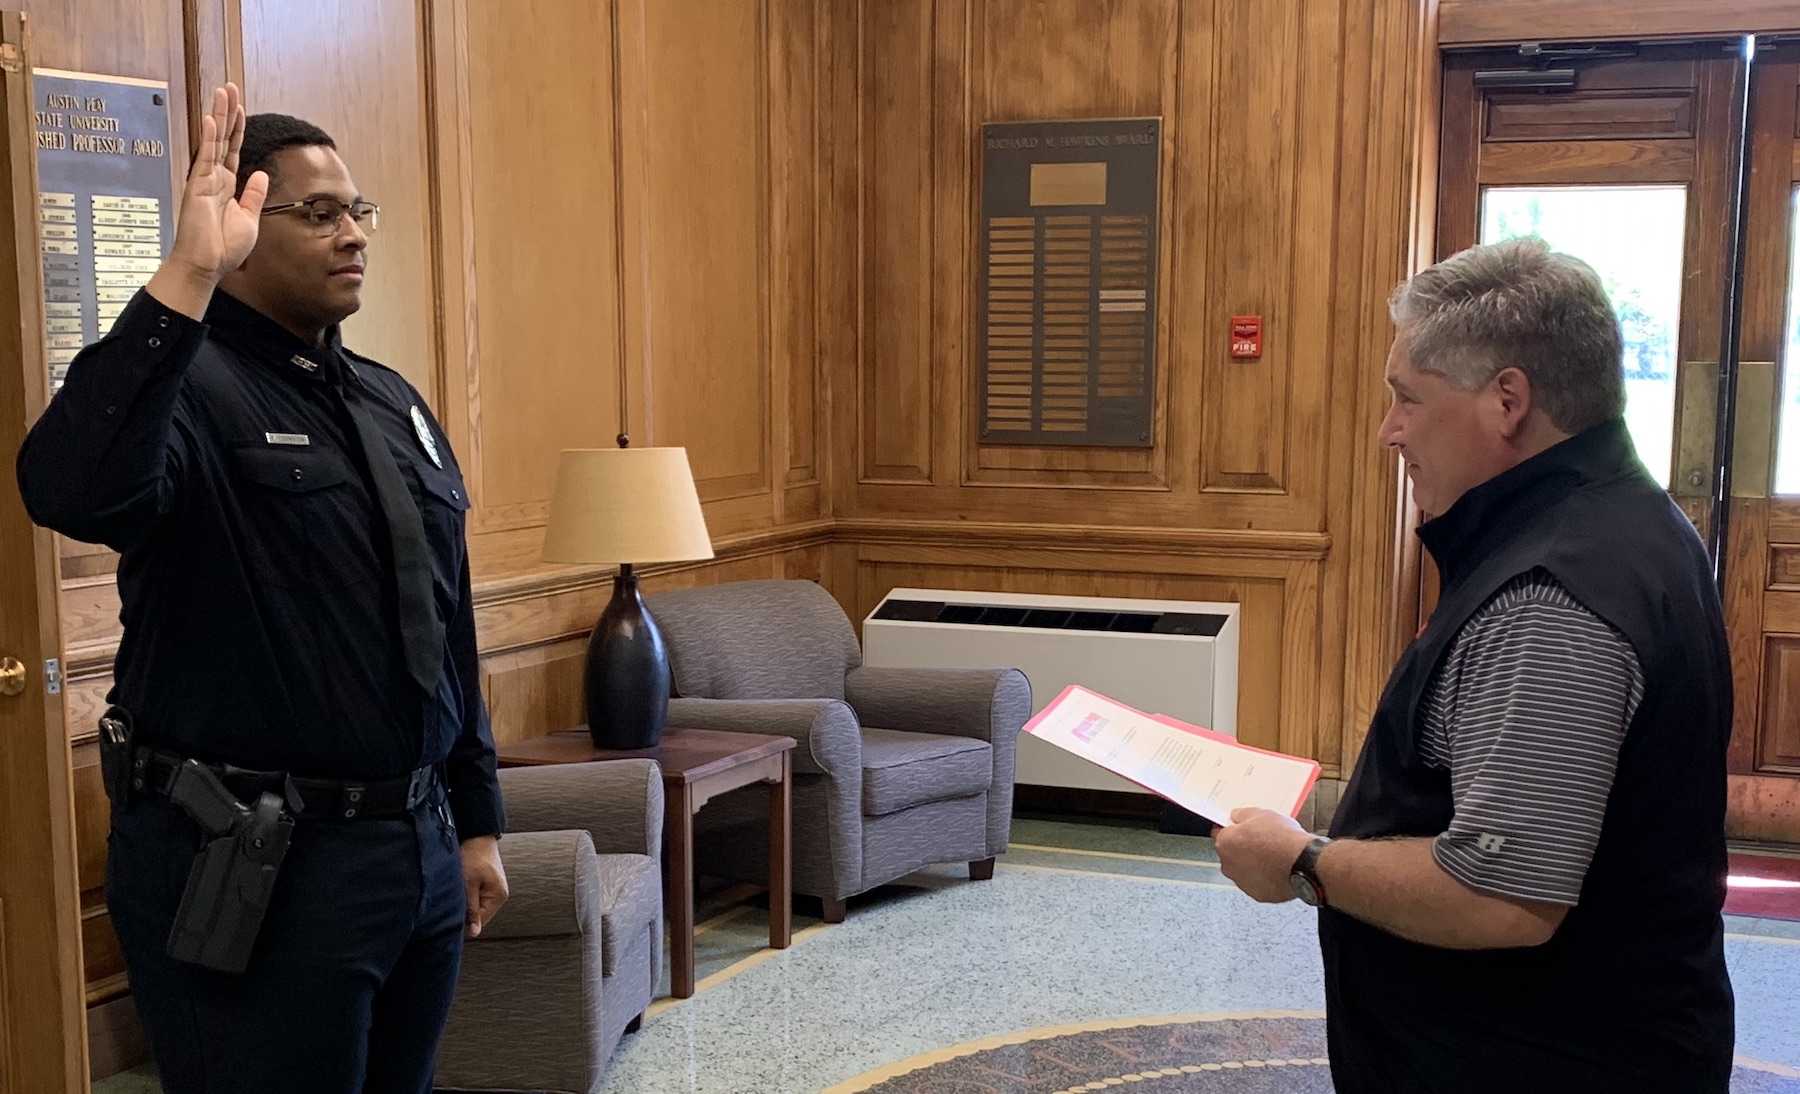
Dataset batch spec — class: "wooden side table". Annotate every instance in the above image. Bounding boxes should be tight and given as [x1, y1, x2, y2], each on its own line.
[496, 726, 794, 999]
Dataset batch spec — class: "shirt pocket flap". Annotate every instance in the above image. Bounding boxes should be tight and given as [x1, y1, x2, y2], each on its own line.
[418, 467, 472, 512]
[234, 446, 353, 494]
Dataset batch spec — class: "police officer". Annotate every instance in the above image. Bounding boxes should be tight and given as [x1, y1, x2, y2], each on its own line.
[16, 85, 507, 1093]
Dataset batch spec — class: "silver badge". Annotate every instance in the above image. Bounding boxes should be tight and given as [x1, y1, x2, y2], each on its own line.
[265, 432, 311, 446]
[289, 355, 319, 373]
[410, 405, 443, 468]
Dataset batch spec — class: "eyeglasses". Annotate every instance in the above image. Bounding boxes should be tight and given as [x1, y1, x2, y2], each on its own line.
[260, 197, 380, 238]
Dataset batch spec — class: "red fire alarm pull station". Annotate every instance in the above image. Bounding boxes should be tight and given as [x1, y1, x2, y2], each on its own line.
[1230, 315, 1263, 359]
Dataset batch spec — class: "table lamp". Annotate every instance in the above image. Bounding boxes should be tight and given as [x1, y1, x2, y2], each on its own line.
[541, 438, 714, 749]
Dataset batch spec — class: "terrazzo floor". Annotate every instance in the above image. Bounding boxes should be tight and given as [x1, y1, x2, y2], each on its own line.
[93, 817, 1800, 1093]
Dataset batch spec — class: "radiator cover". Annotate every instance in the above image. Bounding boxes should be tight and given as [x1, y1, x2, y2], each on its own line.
[862, 588, 1239, 793]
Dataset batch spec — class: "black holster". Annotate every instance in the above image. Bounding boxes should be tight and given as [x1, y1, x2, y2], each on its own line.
[98, 706, 137, 809]
[162, 759, 294, 974]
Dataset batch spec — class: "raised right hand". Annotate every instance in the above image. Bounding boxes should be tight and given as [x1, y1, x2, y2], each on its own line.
[171, 83, 267, 279]
[146, 83, 268, 319]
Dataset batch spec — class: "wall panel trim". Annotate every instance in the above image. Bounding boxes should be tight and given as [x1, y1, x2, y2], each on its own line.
[1438, 0, 1800, 47]
[839, 516, 1331, 560]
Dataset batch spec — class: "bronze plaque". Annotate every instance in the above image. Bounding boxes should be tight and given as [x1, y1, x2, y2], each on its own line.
[980, 118, 1160, 447]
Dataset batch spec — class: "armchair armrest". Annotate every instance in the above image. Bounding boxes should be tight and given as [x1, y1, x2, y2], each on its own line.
[497, 758, 663, 858]
[845, 666, 1031, 743]
[477, 829, 600, 942]
[665, 697, 862, 779]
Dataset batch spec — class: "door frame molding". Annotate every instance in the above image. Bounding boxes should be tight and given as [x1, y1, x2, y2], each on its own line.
[0, 10, 89, 1091]
[1440, 1, 1800, 49]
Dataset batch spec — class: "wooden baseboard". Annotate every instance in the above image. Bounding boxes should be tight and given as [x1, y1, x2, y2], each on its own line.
[87, 993, 150, 1082]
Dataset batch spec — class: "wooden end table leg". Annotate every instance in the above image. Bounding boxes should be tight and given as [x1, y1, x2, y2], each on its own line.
[668, 780, 696, 998]
[769, 751, 792, 949]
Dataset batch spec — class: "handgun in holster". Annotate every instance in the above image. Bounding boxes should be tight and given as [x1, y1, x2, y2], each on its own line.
[163, 759, 294, 974]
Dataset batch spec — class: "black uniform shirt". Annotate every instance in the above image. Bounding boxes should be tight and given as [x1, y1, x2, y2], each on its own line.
[17, 288, 504, 839]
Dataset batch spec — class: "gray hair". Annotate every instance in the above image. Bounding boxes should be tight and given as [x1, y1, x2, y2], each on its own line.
[1388, 237, 1624, 434]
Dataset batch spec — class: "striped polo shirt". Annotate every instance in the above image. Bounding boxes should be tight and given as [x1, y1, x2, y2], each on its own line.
[1419, 568, 1645, 906]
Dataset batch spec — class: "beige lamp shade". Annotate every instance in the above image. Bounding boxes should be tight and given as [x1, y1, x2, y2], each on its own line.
[540, 447, 715, 565]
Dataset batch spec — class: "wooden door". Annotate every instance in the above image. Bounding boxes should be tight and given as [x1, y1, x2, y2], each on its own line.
[1721, 48, 1800, 843]
[0, 11, 89, 1092]
[1436, 37, 1800, 841]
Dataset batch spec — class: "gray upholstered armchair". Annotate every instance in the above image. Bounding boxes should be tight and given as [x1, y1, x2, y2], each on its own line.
[434, 760, 663, 1094]
[647, 579, 1030, 921]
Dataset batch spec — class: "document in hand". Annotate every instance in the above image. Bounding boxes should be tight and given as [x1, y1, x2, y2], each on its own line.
[1022, 685, 1320, 827]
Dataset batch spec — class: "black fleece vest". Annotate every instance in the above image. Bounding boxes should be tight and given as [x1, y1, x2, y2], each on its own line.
[1323, 420, 1735, 1093]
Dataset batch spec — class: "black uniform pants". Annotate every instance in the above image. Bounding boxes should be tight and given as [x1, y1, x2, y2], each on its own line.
[106, 790, 466, 1094]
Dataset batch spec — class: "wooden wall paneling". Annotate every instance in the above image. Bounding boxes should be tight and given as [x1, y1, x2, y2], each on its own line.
[962, 0, 1178, 488]
[821, 537, 862, 625]
[481, 638, 589, 748]
[619, 0, 774, 533]
[57, 576, 117, 649]
[1164, 0, 1216, 509]
[931, 0, 971, 491]
[61, 649, 111, 743]
[772, 0, 822, 522]
[458, 0, 623, 542]
[834, 516, 1331, 560]
[239, 0, 436, 399]
[424, 0, 477, 487]
[1439, 0, 1800, 47]
[184, 0, 241, 128]
[1199, 0, 1307, 495]
[820, 0, 860, 517]
[1318, 0, 1374, 777]
[1334, 0, 1431, 771]
[859, 0, 935, 484]
[1278, 558, 1323, 761]
[1281, 0, 1342, 522]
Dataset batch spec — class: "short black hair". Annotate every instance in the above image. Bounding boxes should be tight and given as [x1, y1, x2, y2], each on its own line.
[236, 113, 335, 196]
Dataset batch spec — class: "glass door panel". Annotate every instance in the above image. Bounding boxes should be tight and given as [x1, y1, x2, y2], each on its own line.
[1480, 185, 1689, 486]
[1776, 187, 1800, 495]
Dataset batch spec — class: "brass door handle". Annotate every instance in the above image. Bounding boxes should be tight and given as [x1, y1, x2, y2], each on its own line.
[0, 657, 24, 697]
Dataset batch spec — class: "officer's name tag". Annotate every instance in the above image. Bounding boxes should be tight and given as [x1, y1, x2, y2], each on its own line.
[264, 432, 311, 446]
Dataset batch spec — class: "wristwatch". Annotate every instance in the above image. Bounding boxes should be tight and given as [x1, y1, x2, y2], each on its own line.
[1289, 836, 1331, 907]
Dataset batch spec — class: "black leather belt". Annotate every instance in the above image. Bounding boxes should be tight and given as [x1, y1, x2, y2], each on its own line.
[134, 749, 437, 821]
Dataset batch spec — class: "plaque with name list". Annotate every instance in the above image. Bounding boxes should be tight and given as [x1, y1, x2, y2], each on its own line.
[979, 117, 1160, 447]
[32, 69, 176, 394]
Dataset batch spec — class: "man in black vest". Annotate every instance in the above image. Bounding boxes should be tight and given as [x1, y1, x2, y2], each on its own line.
[1214, 237, 1734, 1091]
[17, 86, 507, 1092]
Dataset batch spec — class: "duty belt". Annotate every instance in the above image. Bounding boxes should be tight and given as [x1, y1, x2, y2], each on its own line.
[134, 749, 437, 821]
